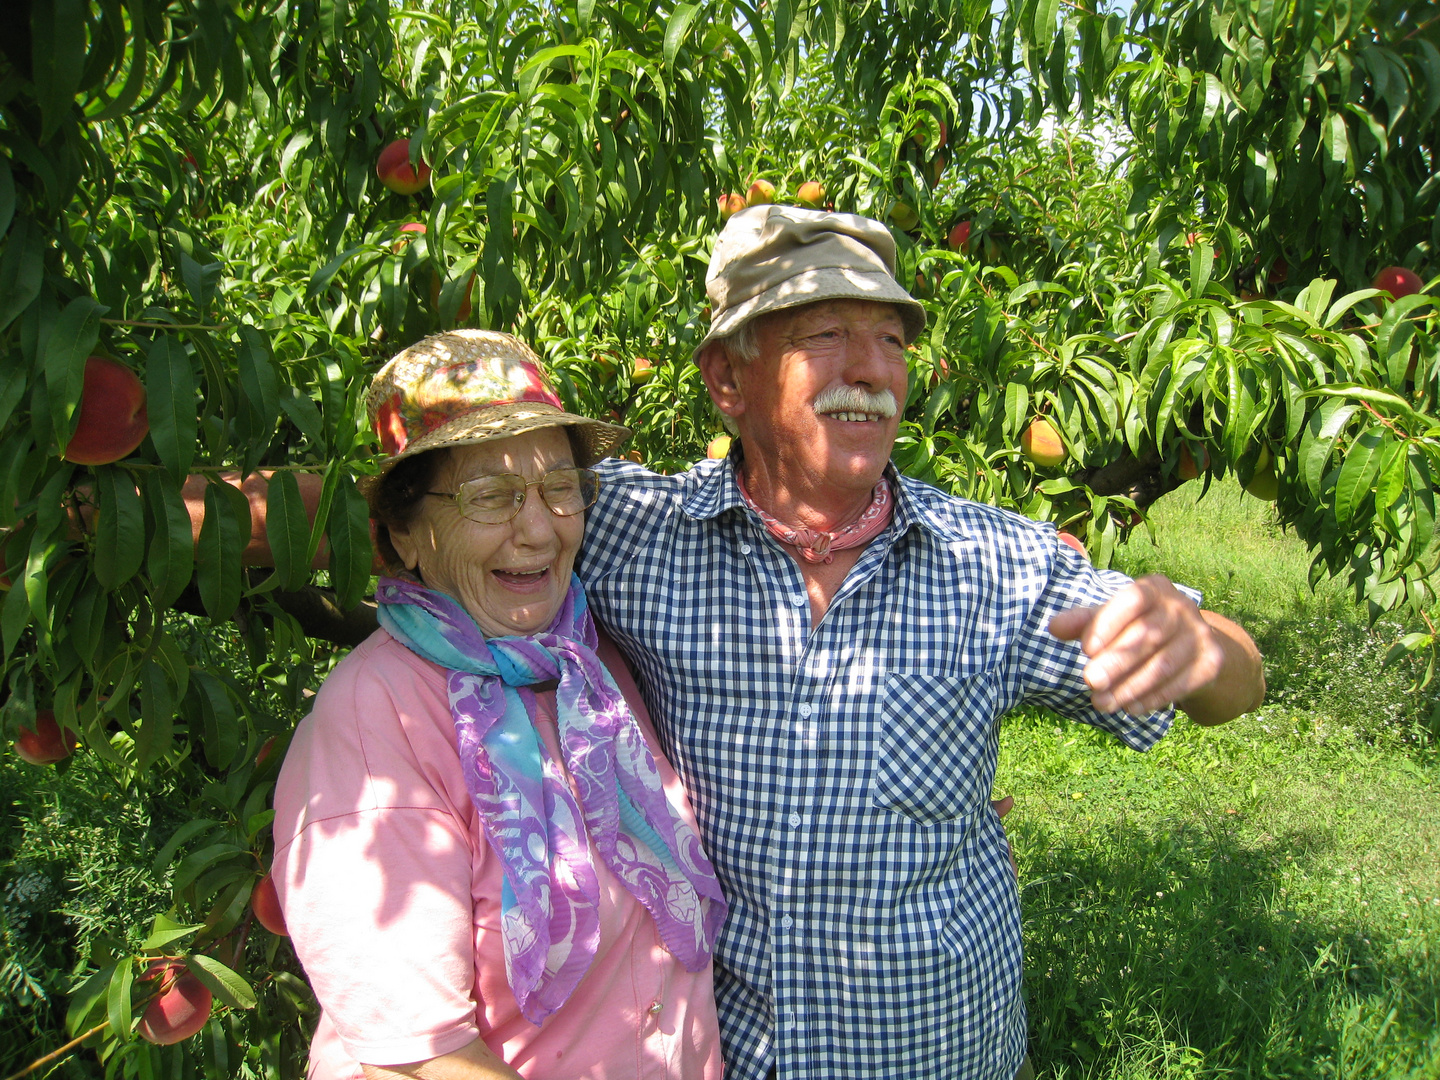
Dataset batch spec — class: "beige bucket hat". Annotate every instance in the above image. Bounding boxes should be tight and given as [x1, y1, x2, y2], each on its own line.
[697, 204, 927, 352]
[364, 330, 630, 471]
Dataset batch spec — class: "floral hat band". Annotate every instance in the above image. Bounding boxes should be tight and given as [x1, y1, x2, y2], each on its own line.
[364, 330, 630, 468]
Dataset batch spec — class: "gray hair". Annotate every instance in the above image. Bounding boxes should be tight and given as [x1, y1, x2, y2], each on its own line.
[715, 318, 759, 365]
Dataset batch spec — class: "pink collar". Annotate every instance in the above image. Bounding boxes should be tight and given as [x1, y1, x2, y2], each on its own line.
[734, 469, 894, 564]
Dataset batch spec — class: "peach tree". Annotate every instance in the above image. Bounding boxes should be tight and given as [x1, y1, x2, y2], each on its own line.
[0, 0, 1436, 1076]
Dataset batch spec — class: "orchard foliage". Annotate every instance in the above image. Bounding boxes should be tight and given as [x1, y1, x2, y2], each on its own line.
[1, 0, 1438, 1075]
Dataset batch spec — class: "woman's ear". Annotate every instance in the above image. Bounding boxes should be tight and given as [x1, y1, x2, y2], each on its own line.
[386, 517, 422, 572]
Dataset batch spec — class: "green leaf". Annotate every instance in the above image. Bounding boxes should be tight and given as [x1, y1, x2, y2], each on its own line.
[0, 361, 28, 435]
[186, 954, 256, 1011]
[1333, 427, 1385, 525]
[1031, 0, 1061, 44]
[45, 296, 106, 452]
[31, 0, 87, 143]
[305, 461, 342, 568]
[66, 964, 114, 1037]
[1373, 440, 1408, 512]
[93, 466, 145, 590]
[151, 818, 219, 875]
[145, 335, 196, 484]
[1300, 401, 1359, 496]
[178, 252, 221, 316]
[327, 476, 372, 611]
[1189, 240, 1212, 299]
[195, 480, 250, 621]
[1304, 383, 1434, 429]
[663, 3, 701, 69]
[0, 217, 45, 330]
[171, 843, 247, 893]
[191, 670, 240, 771]
[1, 579, 32, 667]
[1004, 381, 1028, 440]
[107, 957, 134, 1041]
[135, 660, 175, 771]
[237, 327, 280, 474]
[1383, 633, 1433, 669]
[265, 470, 310, 593]
[140, 917, 205, 952]
[278, 387, 326, 451]
[144, 472, 195, 607]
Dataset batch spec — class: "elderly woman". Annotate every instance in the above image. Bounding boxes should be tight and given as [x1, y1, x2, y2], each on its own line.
[271, 331, 727, 1080]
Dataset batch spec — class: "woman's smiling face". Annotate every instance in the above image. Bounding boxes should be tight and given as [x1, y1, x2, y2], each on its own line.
[388, 427, 584, 637]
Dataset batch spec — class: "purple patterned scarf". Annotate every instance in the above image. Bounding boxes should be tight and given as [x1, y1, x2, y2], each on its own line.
[375, 574, 726, 1025]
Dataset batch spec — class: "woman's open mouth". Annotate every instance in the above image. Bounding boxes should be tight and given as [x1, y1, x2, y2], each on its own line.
[492, 566, 552, 591]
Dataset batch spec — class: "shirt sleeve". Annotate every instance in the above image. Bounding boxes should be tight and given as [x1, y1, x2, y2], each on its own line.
[271, 644, 483, 1066]
[1009, 529, 1203, 751]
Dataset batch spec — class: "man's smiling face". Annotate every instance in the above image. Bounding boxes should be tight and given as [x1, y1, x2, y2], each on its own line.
[734, 299, 909, 498]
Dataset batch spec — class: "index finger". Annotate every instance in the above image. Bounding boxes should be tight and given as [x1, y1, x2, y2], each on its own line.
[1079, 580, 1153, 656]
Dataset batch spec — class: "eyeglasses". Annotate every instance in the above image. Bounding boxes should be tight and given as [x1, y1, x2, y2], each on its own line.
[426, 468, 601, 524]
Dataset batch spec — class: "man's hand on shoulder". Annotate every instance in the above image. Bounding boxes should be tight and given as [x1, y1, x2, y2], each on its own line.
[1048, 574, 1264, 726]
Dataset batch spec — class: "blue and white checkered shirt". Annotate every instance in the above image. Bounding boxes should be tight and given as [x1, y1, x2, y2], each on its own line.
[579, 456, 1194, 1080]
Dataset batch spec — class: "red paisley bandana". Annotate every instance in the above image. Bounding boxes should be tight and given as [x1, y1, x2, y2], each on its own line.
[734, 469, 894, 564]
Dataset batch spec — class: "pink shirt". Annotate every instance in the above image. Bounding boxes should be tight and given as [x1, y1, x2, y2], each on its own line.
[271, 629, 723, 1080]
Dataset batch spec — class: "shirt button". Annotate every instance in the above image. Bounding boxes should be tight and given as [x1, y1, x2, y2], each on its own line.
[788, 812, 802, 827]
[648, 1000, 662, 1015]
[790, 594, 804, 607]
[798, 703, 812, 718]
[740, 543, 751, 555]
[780, 915, 794, 929]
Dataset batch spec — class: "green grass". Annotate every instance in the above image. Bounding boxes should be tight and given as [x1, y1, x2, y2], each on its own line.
[1004, 480, 1440, 1078]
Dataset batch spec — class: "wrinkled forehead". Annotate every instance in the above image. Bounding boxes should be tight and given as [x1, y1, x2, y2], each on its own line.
[441, 428, 576, 481]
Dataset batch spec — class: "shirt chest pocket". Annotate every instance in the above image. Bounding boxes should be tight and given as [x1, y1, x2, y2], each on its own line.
[872, 670, 1001, 825]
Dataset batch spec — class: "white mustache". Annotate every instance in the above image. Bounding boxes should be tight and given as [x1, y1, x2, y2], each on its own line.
[811, 386, 898, 418]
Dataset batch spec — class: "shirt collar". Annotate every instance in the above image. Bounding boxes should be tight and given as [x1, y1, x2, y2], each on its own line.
[680, 447, 972, 545]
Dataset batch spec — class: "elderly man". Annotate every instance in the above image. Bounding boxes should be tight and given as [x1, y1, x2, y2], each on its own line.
[578, 205, 1264, 1080]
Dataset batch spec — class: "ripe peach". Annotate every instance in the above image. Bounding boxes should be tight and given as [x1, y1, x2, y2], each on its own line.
[1020, 418, 1066, 468]
[631, 357, 655, 384]
[706, 434, 732, 459]
[136, 961, 213, 1045]
[62, 357, 149, 465]
[948, 221, 972, 253]
[376, 139, 431, 196]
[251, 874, 288, 936]
[718, 193, 746, 219]
[1373, 266, 1424, 299]
[928, 154, 947, 187]
[1177, 443, 1209, 482]
[14, 710, 78, 765]
[796, 181, 825, 207]
[392, 221, 427, 253]
[1057, 531, 1088, 558]
[746, 179, 775, 206]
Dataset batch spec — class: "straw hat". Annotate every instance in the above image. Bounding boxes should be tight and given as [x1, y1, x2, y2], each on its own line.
[364, 330, 630, 471]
